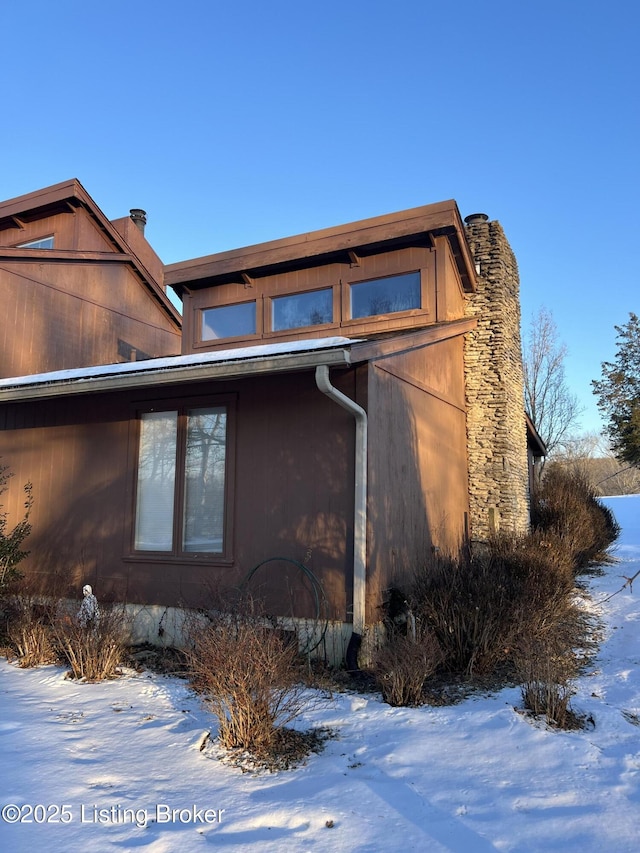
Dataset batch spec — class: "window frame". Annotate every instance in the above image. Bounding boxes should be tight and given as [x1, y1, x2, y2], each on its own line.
[343, 270, 424, 323]
[127, 394, 236, 565]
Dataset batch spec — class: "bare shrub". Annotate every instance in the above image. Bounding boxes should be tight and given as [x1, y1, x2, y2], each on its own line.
[412, 533, 578, 679]
[515, 630, 582, 729]
[4, 594, 57, 668]
[373, 627, 444, 706]
[184, 602, 310, 760]
[531, 465, 620, 570]
[53, 603, 128, 681]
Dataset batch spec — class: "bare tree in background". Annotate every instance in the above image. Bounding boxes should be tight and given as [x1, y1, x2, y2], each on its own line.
[523, 307, 583, 456]
[550, 432, 640, 495]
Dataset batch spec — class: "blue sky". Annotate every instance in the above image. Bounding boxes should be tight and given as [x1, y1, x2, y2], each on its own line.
[3, 1, 638, 435]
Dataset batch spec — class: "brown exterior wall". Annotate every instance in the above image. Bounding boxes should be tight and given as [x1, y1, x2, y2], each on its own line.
[0, 370, 359, 622]
[0, 260, 180, 377]
[0, 204, 180, 378]
[366, 336, 470, 620]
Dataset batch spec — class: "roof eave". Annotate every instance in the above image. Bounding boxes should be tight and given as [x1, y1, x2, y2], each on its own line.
[165, 199, 478, 295]
[0, 348, 354, 404]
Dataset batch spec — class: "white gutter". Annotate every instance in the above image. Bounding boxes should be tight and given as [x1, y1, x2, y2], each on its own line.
[315, 364, 367, 637]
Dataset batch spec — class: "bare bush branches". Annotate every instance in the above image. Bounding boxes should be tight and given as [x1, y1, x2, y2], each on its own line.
[4, 594, 57, 668]
[184, 601, 311, 761]
[52, 604, 128, 681]
[373, 628, 444, 706]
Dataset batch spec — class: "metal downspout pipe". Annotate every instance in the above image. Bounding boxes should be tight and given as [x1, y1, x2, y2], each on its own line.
[315, 365, 367, 666]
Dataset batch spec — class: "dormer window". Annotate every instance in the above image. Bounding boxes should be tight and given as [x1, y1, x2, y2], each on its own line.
[17, 236, 54, 249]
[350, 271, 421, 319]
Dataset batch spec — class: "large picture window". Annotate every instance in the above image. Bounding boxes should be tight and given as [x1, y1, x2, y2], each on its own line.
[350, 271, 421, 319]
[134, 405, 228, 556]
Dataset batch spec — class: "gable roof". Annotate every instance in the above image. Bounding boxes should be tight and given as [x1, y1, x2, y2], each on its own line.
[0, 179, 180, 328]
[165, 199, 477, 296]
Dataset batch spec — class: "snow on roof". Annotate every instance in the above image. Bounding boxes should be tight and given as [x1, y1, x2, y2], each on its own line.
[0, 337, 360, 391]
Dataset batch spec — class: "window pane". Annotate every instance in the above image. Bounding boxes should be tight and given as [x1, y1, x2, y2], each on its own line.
[201, 303, 256, 340]
[135, 411, 177, 551]
[272, 288, 333, 331]
[350, 272, 421, 319]
[183, 407, 227, 553]
[17, 236, 54, 249]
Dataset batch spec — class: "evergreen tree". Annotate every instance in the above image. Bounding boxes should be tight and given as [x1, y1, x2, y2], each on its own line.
[0, 461, 33, 591]
[592, 313, 640, 466]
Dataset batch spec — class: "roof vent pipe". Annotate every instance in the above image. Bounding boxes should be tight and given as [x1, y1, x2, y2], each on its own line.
[130, 208, 147, 234]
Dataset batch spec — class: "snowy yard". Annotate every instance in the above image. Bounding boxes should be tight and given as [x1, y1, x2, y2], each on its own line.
[1, 496, 639, 852]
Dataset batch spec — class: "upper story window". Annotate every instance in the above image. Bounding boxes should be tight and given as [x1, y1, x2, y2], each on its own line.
[134, 405, 229, 556]
[17, 236, 54, 249]
[272, 287, 333, 331]
[350, 271, 421, 319]
[192, 267, 427, 347]
[202, 302, 256, 341]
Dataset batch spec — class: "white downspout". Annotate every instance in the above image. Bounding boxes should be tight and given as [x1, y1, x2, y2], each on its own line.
[315, 364, 367, 638]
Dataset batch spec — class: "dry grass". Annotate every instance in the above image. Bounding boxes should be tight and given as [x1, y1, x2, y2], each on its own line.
[2, 594, 57, 668]
[53, 604, 128, 681]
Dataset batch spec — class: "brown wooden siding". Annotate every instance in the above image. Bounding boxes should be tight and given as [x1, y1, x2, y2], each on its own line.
[0, 206, 118, 253]
[434, 236, 467, 320]
[183, 246, 439, 352]
[365, 336, 470, 621]
[0, 258, 180, 378]
[0, 371, 358, 621]
[0, 195, 179, 379]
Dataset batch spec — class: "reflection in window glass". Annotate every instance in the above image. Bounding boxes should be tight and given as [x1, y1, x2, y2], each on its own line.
[134, 411, 178, 551]
[17, 236, 54, 249]
[202, 302, 256, 340]
[183, 407, 227, 553]
[272, 288, 333, 331]
[350, 272, 421, 319]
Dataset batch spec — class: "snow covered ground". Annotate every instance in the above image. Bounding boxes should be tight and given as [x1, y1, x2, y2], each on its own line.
[1, 496, 639, 852]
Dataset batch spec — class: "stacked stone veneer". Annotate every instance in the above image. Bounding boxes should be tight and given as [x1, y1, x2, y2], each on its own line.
[463, 215, 530, 541]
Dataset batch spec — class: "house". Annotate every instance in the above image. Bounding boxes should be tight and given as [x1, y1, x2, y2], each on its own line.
[0, 178, 181, 377]
[0, 182, 541, 664]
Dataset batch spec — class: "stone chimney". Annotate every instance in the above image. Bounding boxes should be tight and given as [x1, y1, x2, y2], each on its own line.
[463, 214, 530, 541]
